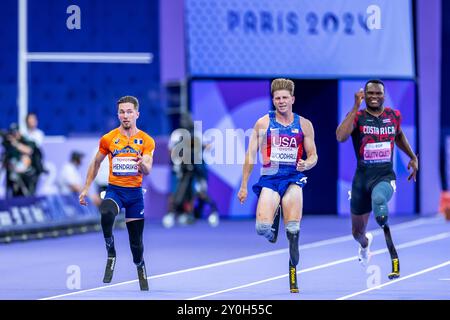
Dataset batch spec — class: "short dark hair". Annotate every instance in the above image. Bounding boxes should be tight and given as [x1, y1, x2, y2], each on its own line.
[117, 96, 139, 111]
[70, 151, 84, 162]
[364, 79, 385, 92]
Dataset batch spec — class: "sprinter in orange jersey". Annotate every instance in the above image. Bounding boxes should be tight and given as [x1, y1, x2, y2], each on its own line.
[79, 96, 155, 291]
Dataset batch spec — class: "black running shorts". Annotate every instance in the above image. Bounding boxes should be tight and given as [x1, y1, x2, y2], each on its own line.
[350, 164, 396, 215]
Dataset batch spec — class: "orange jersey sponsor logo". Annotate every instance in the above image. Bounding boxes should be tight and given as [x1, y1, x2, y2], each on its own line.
[99, 128, 155, 188]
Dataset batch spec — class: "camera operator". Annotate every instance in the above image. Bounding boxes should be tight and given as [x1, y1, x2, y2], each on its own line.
[0, 123, 38, 197]
[23, 112, 47, 190]
[162, 113, 219, 228]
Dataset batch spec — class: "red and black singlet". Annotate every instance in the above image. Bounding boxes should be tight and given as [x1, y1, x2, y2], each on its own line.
[351, 107, 401, 168]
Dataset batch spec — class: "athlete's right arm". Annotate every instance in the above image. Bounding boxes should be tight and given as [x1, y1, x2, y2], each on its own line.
[336, 88, 364, 142]
[238, 118, 265, 204]
[79, 151, 107, 206]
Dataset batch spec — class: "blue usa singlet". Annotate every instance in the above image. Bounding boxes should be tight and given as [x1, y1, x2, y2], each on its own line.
[261, 111, 304, 176]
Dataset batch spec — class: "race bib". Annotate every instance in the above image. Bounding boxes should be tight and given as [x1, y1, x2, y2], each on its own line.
[270, 147, 298, 164]
[112, 157, 139, 176]
[363, 142, 391, 163]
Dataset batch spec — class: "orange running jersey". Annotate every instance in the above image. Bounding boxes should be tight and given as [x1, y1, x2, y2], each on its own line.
[99, 128, 155, 188]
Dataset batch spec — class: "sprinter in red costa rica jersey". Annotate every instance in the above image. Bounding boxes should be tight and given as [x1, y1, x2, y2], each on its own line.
[336, 80, 418, 280]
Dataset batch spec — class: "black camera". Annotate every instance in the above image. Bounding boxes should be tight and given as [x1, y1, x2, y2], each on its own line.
[1, 123, 19, 137]
[0, 129, 8, 138]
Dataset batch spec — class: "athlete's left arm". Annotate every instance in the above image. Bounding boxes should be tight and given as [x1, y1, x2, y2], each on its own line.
[395, 130, 418, 182]
[298, 118, 318, 172]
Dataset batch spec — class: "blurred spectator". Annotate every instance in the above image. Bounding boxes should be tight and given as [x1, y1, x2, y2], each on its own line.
[58, 151, 85, 195]
[162, 113, 219, 228]
[192, 154, 219, 227]
[163, 114, 195, 228]
[163, 128, 182, 227]
[23, 112, 47, 189]
[23, 112, 45, 147]
[0, 123, 38, 197]
[90, 147, 110, 206]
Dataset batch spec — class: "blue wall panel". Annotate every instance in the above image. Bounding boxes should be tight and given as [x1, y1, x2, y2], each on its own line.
[0, 0, 18, 130]
[2, 0, 164, 137]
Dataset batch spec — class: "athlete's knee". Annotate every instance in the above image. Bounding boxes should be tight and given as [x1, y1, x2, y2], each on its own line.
[372, 181, 393, 220]
[255, 221, 273, 239]
[100, 199, 119, 216]
[100, 199, 118, 238]
[285, 221, 300, 235]
[127, 219, 144, 265]
[286, 221, 300, 246]
[376, 215, 389, 228]
[372, 192, 388, 217]
[352, 228, 362, 239]
[127, 219, 144, 241]
[371, 182, 393, 206]
[372, 193, 386, 206]
[352, 225, 365, 241]
[129, 232, 143, 246]
[286, 221, 300, 266]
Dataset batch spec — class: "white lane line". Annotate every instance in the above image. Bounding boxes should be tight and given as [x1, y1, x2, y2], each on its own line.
[187, 232, 450, 300]
[39, 217, 439, 300]
[187, 256, 358, 300]
[300, 217, 438, 250]
[337, 261, 450, 300]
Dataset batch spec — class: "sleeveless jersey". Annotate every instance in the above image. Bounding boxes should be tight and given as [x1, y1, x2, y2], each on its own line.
[261, 111, 304, 175]
[351, 107, 401, 168]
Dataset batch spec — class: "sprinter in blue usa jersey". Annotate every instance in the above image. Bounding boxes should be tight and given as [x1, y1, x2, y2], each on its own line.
[238, 78, 318, 293]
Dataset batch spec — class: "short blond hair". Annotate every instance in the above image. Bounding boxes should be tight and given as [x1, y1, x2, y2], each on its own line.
[117, 95, 139, 111]
[271, 78, 295, 96]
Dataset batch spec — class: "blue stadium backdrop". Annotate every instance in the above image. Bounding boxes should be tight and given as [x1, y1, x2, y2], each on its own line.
[1, 0, 165, 137]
